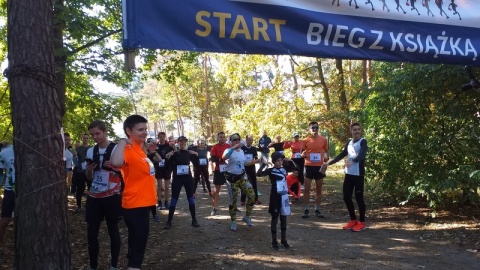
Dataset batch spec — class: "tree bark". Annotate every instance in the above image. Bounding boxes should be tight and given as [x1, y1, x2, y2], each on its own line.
[316, 58, 331, 111]
[7, 0, 72, 268]
[174, 85, 184, 136]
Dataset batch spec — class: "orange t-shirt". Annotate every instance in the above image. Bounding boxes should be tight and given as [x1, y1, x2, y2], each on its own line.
[283, 140, 303, 158]
[302, 135, 328, 166]
[121, 143, 156, 209]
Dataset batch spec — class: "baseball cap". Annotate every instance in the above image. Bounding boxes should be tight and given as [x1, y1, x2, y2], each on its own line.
[178, 136, 188, 142]
[293, 133, 299, 137]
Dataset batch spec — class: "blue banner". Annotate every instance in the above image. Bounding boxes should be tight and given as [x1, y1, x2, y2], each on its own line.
[122, 0, 480, 66]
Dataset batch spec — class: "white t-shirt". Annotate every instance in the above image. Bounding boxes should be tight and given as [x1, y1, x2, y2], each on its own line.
[65, 149, 73, 169]
[0, 145, 15, 190]
[223, 149, 245, 175]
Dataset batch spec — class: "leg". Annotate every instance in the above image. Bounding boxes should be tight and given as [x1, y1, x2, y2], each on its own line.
[106, 221, 121, 268]
[201, 166, 212, 193]
[103, 194, 122, 268]
[302, 178, 312, 207]
[183, 177, 199, 224]
[314, 178, 324, 208]
[75, 172, 86, 210]
[123, 207, 150, 269]
[166, 178, 182, 223]
[343, 175, 357, 220]
[193, 166, 201, 193]
[226, 180, 239, 221]
[156, 178, 163, 208]
[87, 222, 101, 269]
[240, 179, 256, 217]
[353, 175, 366, 222]
[164, 179, 171, 206]
[270, 212, 280, 249]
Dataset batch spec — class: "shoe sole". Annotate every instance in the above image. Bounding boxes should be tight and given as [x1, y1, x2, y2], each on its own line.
[301, 215, 309, 219]
[351, 227, 367, 232]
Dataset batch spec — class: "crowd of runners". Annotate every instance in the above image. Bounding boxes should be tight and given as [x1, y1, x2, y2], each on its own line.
[0, 116, 368, 270]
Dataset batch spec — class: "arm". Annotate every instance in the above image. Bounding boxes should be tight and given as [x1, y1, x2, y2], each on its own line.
[283, 141, 291, 150]
[327, 142, 348, 165]
[110, 138, 131, 168]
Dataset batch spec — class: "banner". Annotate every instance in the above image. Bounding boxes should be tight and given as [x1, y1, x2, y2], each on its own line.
[122, 0, 480, 66]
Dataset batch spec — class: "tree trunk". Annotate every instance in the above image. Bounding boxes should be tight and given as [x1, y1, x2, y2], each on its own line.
[335, 58, 350, 142]
[203, 54, 211, 138]
[316, 58, 331, 111]
[174, 85, 184, 136]
[7, 0, 72, 268]
[53, 0, 66, 116]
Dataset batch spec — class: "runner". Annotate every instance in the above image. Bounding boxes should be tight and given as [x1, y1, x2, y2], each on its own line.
[209, 132, 230, 216]
[193, 139, 212, 195]
[268, 135, 285, 154]
[155, 132, 174, 211]
[257, 130, 272, 165]
[111, 115, 157, 270]
[286, 168, 301, 203]
[301, 121, 328, 218]
[223, 133, 259, 231]
[241, 135, 261, 205]
[84, 120, 122, 270]
[256, 152, 291, 250]
[326, 122, 368, 232]
[0, 142, 14, 243]
[73, 133, 92, 212]
[163, 136, 200, 229]
[283, 133, 305, 184]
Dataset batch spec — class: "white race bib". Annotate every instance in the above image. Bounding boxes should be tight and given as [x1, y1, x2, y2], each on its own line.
[177, 165, 189, 175]
[276, 179, 288, 194]
[310, 153, 321, 162]
[293, 152, 301, 158]
[199, 158, 207, 165]
[158, 160, 165, 167]
[145, 158, 155, 175]
[219, 164, 227, 172]
[91, 171, 110, 193]
[245, 154, 253, 161]
[81, 161, 87, 170]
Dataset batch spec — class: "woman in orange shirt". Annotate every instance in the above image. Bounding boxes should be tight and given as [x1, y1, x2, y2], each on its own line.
[111, 115, 157, 270]
[283, 133, 304, 184]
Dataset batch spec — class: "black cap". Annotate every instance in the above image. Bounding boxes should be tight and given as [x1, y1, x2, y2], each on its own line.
[271, 152, 285, 163]
[178, 136, 188, 142]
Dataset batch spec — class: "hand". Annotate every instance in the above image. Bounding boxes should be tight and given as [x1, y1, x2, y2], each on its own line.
[166, 150, 174, 159]
[233, 143, 242, 149]
[119, 138, 133, 147]
[103, 160, 112, 168]
[346, 160, 354, 168]
[189, 150, 198, 156]
[301, 150, 306, 158]
[86, 162, 97, 171]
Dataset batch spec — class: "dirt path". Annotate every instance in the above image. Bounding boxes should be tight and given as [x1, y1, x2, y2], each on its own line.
[1, 174, 479, 269]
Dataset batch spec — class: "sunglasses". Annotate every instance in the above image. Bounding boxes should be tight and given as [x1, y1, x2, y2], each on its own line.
[310, 126, 319, 130]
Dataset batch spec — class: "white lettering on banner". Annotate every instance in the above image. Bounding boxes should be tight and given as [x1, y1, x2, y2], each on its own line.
[307, 23, 478, 61]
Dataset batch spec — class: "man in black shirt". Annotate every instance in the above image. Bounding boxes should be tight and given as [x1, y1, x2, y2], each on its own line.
[155, 132, 175, 210]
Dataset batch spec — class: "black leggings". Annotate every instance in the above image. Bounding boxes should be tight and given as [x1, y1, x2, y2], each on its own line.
[123, 207, 150, 268]
[194, 165, 211, 193]
[73, 170, 89, 208]
[87, 221, 121, 269]
[343, 174, 366, 222]
[292, 158, 305, 184]
[167, 176, 196, 222]
[271, 213, 287, 241]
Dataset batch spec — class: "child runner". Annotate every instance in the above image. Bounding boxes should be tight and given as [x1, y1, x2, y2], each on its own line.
[257, 152, 291, 250]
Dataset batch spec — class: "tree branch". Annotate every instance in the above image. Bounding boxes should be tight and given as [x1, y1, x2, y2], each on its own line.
[68, 29, 122, 56]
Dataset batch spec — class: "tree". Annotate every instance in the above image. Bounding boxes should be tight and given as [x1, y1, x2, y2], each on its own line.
[7, 0, 71, 268]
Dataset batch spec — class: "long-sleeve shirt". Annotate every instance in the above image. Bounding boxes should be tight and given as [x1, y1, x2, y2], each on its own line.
[329, 138, 368, 176]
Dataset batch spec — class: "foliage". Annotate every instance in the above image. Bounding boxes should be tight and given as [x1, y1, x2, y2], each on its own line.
[363, 62, 480, 208]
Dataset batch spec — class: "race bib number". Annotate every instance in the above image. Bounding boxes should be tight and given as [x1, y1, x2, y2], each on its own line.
[177, 165, 189, 175]
[81, 161, 87, 170]
[145, 158, 155, 175]
[92, 171, 109, 193]
[199, 158, 207, 165]
[219, 164, 227, 172]
[245, 154, 253, 161]
[293, 152, 301, 159]
[276, 179, 288, 194]
[158, 160, 165, 167]
[310, 153, 321, 162]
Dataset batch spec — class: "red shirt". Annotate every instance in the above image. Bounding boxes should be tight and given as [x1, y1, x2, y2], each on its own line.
[283, 140, 303, 158]
[210, 143, 230, 171]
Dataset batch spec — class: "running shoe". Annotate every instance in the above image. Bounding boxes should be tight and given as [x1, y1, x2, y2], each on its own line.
[351, 222, 366, 232]
[163, 221, 172, 230]
[271, 240, 279, 250]
[342, 220, 357, 230]
[255, 200, 262, 205]
[257, 191, 262, 196]
[235, 207, 241, 213]
[164, 202, 170, 209]
[242, 216, 254, 227]
[157, 203, 163, 211]
[152, 215, 161, 222]
[203, 188, 208, 193]
[280, 239, 291, 249]
[210, 208, 217, 216]
[314, 210, 324, 218]
[241, 201, 246, 206]
[301, 209, 310, 218]
[191, 219, 200, 227]
[230, 221, 238, 231]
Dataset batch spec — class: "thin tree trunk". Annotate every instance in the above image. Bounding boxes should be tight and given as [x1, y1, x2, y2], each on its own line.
[335, 58, 350, 142]
[203, 54, 211, 138]
[7, 0, 71, 268]
[316, 58, 331, 111]
[174, 85, 184, 136]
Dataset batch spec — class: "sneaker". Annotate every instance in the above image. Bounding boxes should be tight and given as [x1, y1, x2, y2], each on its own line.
[257, 191, 262, 196]
[242, 216, 254, 227]
[241, 201, 246, 206]
[351, 221, 366, 232]
[209, 191, 214, 197]
[342, 220, 357, 230]
[280, 239, 291, 249]
[157, 203, 163, 211]
[271, 240, 279, 250]
[152, 215, 161, 222]
[192, 219, 200, 227]
[210, 208, 217, 216]
[203, 188, 207, 193]
[164, 202, 170, 209]
[163, 221, 172, 230]
[314, 210, 324, 218]
[230, 221, 238, 231]
[235, 207, 241, 213]
[301, 209, 310, 218]
[255, 200, 262, 205]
